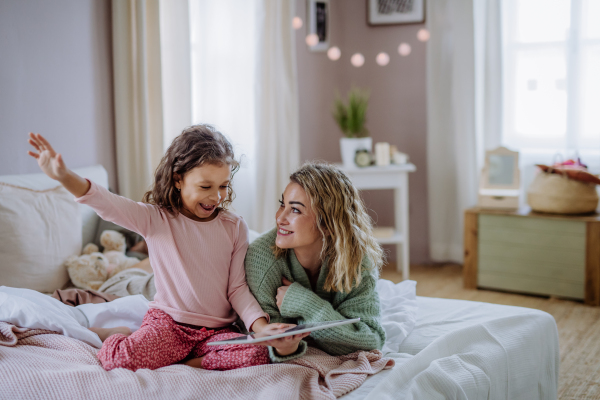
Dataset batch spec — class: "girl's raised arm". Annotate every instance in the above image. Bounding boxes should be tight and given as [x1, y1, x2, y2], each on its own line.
[27, 132, 90, 197]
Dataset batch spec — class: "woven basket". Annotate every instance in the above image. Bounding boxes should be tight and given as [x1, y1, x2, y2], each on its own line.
[527, 171, 599, 214]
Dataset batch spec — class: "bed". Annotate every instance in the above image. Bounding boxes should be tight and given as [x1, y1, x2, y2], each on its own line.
[0, 166, 559, 399]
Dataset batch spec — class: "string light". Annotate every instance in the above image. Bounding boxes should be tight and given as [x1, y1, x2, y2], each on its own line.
[351, 53, 365, 67]
[417, 29, 430, 42]
[292, 17, 303, 30]
[305, 33, 319, 47]
[327, 46, 341, 60]
[376, 52, 390, 66]
[398, 43, 411, 56]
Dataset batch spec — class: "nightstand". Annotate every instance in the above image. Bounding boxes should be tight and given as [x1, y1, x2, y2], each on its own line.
[464, 207, 600, 306]
[338, 163, 416, 280]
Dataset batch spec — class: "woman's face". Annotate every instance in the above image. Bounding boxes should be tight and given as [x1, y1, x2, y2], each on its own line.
[275, 182, 322, 252]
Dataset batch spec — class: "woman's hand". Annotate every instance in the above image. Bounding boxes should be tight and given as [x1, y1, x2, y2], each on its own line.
[26, 132, 90, 197]
[27, 133, 68, 181]
[256, 323, 310, 357]
[276, 277, 293, 312]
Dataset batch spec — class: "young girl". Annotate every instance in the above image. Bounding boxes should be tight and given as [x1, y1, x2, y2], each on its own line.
[27, 125, 307, 371]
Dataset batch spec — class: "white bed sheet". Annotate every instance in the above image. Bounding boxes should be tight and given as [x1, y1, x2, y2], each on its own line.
[342, 296, 559, 400]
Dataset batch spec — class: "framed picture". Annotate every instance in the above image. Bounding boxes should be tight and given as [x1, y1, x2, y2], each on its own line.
[368, 0, 425, 25]
[307, 0, 329, 52]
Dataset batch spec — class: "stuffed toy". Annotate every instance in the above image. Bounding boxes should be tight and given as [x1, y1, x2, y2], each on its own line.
[66, 230, 141, 291]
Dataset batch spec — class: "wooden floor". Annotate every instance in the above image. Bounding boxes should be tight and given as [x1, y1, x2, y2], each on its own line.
[381, 263, 600, 400]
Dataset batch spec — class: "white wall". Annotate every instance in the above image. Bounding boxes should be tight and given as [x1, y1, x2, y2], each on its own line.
[0, 0, 117, 190]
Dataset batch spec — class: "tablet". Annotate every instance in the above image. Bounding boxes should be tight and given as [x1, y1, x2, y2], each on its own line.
[206, 318, 361, 345]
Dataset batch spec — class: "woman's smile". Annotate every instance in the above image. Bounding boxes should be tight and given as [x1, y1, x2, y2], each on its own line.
[277, 227, 293, 235]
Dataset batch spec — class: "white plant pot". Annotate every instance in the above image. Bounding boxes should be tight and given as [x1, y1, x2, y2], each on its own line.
[340, 137, 372, 169]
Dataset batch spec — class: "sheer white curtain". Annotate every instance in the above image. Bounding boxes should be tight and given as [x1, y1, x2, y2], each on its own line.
[254, 0, 300, 232]
[427, 0, 503, 262]
[189, 0, 259, 229]
[189, 0, 299, 232]
[112, 0, 164, 201]
[427, 0, 477, 263]
[112, 0, 192, 201]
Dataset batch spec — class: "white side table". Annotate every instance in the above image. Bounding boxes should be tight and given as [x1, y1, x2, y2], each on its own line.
[337, 163, 416, 280]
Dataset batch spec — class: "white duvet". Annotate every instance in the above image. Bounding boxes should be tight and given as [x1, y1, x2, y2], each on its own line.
[0, 281, 558, 399]
[0, 287, 149, 348]
[0, 279, 418, 350]
[342, 297, 559, 400]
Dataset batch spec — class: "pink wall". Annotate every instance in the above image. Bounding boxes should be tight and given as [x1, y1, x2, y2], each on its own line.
[0, 0, 117, 191]
[295, 0, 430, 264]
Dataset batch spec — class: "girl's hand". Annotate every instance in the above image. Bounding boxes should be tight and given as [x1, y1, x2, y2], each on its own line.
[276, 277, 293, 312]
[255, 323, 310, 357]
[27, 133, 68, 181]
[26, 132, 90, 197]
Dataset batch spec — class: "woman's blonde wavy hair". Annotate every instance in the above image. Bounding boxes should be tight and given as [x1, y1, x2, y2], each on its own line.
[273, 162, 384, 293]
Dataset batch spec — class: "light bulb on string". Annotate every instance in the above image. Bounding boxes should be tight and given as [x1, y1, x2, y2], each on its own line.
[417, 29, 430, 42]
[376, 52, 390, 66]
[398, 43, 411, 56]
[292, 17, 303, 30]
[306, 33, 319, 47]
[327, 46, 341, 60]
[350, 53, 365, 67]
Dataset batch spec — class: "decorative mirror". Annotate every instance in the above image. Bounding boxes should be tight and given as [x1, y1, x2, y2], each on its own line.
[478, 147, 520, 209]
[481, 147, 520, 190]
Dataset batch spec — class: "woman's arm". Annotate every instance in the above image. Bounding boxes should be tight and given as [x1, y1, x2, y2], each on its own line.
[279, 272, 386, 356]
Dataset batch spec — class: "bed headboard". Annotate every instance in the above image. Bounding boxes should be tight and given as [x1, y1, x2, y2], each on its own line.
[0, 165, 109, 246]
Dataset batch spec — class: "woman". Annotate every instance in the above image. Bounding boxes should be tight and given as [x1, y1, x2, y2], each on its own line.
[245, 162, 386, 362]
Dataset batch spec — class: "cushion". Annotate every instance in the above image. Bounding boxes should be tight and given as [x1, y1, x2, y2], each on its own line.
[0, 165, 109, 246]
[0, 183, 82, 292]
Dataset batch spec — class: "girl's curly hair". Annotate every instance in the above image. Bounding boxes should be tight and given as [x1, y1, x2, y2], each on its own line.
[142, 124, 239, 215]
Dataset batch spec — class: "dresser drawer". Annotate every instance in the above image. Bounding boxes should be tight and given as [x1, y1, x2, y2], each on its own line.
[477, 214, 587, 299]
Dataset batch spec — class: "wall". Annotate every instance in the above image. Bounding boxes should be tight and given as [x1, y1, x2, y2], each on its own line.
[295, 0, 430, 264]
[0, 0, 117, 190]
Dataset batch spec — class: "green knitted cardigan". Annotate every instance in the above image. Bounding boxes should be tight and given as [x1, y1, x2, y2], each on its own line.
[244, 228, 386, 363]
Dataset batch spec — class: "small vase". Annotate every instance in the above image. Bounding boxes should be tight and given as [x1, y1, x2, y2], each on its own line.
[340, 137, 372, 169]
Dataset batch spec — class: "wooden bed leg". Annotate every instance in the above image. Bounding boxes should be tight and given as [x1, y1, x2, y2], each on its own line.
[585, 221, 600, 306]
[463, 210, 478, 289]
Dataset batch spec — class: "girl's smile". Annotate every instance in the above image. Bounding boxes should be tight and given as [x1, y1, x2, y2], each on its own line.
[175, 163, 232, 222]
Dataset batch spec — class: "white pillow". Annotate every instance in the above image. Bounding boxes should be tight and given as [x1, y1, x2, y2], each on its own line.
[0, 165, 109, 246]
[0, 183, 81, 293]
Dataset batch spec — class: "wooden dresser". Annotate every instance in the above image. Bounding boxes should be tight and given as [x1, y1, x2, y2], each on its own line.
[463, 207, 600, 306]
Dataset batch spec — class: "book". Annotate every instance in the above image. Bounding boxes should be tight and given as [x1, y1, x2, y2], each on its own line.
[207, 318, 361, 345]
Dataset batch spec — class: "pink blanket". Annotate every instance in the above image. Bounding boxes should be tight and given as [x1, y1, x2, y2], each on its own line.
[0, 322, 393, 399]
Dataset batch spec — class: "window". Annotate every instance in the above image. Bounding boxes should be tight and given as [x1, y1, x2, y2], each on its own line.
[188, 0, 259, 228]
[501, 0, 600, 160]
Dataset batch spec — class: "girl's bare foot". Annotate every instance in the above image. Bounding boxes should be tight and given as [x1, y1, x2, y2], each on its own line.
[183, 356, 205, 368]
[89, 326, 132, 342]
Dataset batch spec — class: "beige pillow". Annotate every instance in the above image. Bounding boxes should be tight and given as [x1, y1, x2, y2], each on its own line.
[0, 183, 81, 292]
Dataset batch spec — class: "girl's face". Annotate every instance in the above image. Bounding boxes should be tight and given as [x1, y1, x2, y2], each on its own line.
[275, 182, 323, 252]
[175, 163, 232, 222]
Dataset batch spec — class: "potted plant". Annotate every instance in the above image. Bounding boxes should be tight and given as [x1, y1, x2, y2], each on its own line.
[332, 87, 372, 168]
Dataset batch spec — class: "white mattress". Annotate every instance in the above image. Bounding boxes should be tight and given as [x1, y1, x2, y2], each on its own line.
[342, 296, 559, 400]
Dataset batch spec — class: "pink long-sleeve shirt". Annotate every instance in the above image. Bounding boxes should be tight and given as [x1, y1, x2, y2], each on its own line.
[75, 181, 268, 330]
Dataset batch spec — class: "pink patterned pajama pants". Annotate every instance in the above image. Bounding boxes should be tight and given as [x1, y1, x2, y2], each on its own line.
[97, 308, 269, 371]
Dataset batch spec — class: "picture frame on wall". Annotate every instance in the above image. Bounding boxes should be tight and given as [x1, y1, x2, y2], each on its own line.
[368, 0, 425, 25]
[307, 0, 329, 52]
